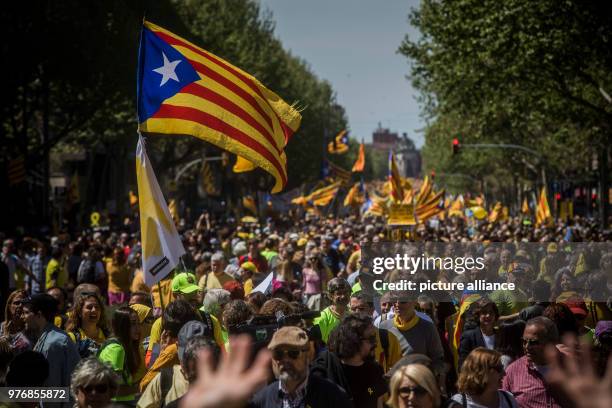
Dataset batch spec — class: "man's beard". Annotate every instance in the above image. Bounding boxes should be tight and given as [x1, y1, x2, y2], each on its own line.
[278, 366, 302, 383]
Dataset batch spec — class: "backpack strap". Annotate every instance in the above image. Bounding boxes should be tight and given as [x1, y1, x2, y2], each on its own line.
[159, 367, 174, 408]
[197, 310, 215, 339]
[462, 393, 467, 408]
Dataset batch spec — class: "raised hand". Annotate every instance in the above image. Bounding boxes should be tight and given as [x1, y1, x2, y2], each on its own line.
[181, 335, 271, 408]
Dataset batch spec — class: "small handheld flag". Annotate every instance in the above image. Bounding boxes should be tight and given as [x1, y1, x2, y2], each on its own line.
[328, 130, 349, 154]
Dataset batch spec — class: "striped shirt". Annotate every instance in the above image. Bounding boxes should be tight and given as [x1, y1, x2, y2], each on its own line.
[502, 356, 563, 408]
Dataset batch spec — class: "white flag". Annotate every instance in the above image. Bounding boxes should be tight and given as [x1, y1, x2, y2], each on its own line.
[136, 135, 185, 286]
[251, 272, 273, 295]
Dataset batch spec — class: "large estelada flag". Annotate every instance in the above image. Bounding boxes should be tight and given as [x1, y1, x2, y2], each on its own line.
[137, 21, 301, 193]
[136, 135, 185, 286]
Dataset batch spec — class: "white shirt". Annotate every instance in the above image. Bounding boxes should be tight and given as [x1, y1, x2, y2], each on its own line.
[481, 330, 496, 350]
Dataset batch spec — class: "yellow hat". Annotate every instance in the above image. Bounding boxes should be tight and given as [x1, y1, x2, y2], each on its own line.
[130, 303, 152, 323]
[297, 238, 308, 247]
[241, 261, 258, 273]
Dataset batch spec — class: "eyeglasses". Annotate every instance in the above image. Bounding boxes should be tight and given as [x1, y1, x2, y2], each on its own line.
[361, 335, 377, 345]
[522, 338, 541, 347]
[272, 348, 307, 361]
[399, 385, 428, 398]
[82, 384, 109, 394]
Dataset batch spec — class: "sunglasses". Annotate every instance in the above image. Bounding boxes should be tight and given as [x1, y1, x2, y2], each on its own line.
[82, 384, 109, 394]
[399, 385, 428, 397]
[522, 338, 541, 347]
[272, 348, 307, 361]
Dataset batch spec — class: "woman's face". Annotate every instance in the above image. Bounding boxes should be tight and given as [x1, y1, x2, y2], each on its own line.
[9, 294, 25, 318]
[560, 274, 573, 291]
[487, 363, 505, 389]
[397, 377, 434, 408]
[76, 382, 112, 408]
[81, 298, 101, 325]
[130, 312, 141, 341]
[479, 305, 497, 329]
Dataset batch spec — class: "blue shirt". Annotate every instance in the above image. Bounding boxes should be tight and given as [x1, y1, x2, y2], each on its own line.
[33, 323, 80, 389]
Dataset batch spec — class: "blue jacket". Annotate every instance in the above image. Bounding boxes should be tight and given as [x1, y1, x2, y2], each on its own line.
[33, 323, 80, 388]
[250, 375, 353, 408]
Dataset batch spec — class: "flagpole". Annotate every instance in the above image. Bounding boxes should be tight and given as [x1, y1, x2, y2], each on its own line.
[157, 281, 165, 315]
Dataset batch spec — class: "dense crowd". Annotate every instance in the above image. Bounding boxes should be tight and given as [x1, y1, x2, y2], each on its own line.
[0, 211, 611, 408]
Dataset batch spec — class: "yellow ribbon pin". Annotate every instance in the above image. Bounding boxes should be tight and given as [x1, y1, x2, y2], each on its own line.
[90, 212, 100, 227]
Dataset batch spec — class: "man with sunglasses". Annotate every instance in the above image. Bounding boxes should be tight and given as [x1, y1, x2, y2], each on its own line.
[251, 326, 352, 408]
[502, 316, 568, 408]
[350, 291, 403, 372]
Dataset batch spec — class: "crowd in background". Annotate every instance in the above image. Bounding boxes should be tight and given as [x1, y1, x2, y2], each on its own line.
[0, 211, 610, 408]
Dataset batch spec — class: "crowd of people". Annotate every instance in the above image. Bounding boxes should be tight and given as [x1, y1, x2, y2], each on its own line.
[0, 211, 611, 408]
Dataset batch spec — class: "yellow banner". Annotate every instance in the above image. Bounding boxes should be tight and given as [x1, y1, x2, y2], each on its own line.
[388, 203, 416, 226]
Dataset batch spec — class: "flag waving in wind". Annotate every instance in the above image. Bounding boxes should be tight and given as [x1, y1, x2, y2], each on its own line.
[352, 142, 365, 172]
[137, 21, 301, 193]
[136, 135, 186, 286]
[328, 130, 349, 154]
[388, 151, 404, 202]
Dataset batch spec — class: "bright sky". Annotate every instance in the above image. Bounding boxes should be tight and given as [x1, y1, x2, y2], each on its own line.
[258, 0, 424, 147]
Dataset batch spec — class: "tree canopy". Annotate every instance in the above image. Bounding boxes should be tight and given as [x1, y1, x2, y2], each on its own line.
[400, 0, 612, 197]
[0, 0, 348, 226]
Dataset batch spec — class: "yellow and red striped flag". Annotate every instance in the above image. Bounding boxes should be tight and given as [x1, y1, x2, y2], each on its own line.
[352, 142, 365, 172]
[328, 130, 349, 154]
[536, 187, 553, 226]
[137, 21, 301, 193]
[388, 151, 404, 203]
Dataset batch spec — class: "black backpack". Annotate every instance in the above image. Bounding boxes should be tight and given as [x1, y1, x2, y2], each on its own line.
[77, 259, 97, 284]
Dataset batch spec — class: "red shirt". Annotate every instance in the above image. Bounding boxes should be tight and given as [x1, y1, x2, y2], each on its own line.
[502, 356, 563, 408]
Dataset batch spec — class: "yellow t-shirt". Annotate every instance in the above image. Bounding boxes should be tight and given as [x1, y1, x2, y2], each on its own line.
[131, 269, 151, 294]
[244, 278, 253, 295]
[198, 272, 233, 291]
[45, 258, 67, 289]
[146, 314, 225, 366]
[106, 261, 131, 293]
[151, 278, 174, 309]
[347, 250, 361, 273]
[68, 327, 107, 345]
[374, 329, 403, 372]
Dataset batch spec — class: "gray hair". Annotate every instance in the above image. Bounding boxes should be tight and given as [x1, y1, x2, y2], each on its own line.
[211, 251, 225, 263]
[202, 289, 231, 316]
[526, 316, 560, 344]
[183, 335, 221, 371]
[70, 358, 119, 400]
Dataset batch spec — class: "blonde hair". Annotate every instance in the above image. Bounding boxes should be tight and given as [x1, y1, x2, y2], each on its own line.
[387, 364, 440, 408]
[457, 348, 502, 395]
